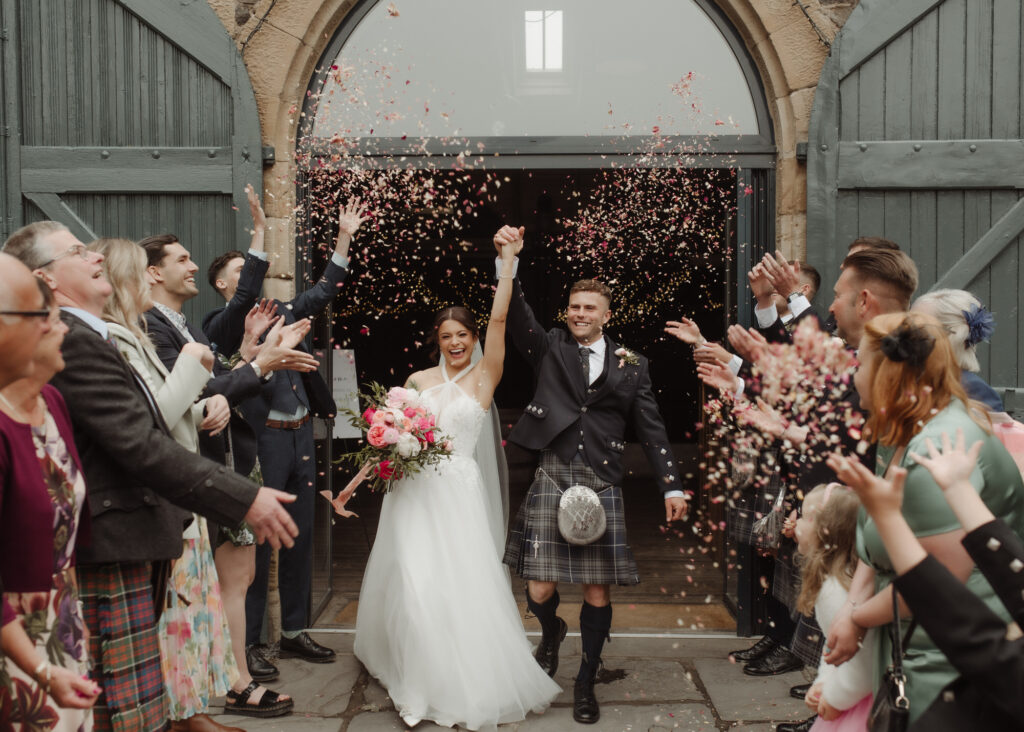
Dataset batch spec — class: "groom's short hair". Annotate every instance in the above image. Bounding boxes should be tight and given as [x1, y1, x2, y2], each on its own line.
[570, 279, 612, 305]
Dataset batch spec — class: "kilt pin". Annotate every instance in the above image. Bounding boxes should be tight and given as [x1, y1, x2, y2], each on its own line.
[500, 275, 682, 724]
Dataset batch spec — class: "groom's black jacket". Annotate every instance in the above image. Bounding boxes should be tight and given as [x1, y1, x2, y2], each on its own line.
[507, 278, 681, 492]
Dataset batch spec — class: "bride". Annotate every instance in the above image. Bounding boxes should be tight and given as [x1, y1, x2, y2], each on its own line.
[354, 229, 560, 730]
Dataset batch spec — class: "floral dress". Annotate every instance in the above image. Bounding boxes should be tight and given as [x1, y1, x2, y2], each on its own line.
[157, 515, 239, 720]
[0, 409, 92, 732]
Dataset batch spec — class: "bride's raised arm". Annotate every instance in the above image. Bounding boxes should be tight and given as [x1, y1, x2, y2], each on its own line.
[476, 225, 522, 407]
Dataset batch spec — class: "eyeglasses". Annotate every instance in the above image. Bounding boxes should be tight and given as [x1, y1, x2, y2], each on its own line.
[0, 309, 51, 318]
[38, 243, 90, 268]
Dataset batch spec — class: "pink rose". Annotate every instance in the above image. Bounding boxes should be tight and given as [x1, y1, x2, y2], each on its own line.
[424, 431, 435, 444]
[362, 407, 377, 423]
[414, 416, 433, 431]
[371, 410, 387, 425]
[367, 424, 389, 447]
[443, 440, 453, 452]
[403, 407, 418, 418]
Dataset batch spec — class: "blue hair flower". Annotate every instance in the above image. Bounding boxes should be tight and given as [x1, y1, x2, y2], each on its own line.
[962, 304, 994, 348]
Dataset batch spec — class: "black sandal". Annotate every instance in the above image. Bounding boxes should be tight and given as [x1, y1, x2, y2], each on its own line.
[224, 680, 294, 718]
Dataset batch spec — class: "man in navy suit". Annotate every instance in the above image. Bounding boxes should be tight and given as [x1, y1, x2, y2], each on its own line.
[496, 226, 688, 724]
[203, 199, 367, 671]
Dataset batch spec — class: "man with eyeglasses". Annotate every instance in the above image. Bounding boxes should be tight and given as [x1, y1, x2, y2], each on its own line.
[2, 221, 300, 732]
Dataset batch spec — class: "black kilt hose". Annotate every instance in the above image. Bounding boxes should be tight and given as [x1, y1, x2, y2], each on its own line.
[503, 451, 640, 586]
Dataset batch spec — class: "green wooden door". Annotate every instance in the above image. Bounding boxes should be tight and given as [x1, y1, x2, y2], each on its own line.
[0, 0, 262, 323]
[807, 0, 1024, 408]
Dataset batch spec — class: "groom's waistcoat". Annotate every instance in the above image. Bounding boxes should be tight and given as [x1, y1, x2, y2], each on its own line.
[506, 280, 680, 490]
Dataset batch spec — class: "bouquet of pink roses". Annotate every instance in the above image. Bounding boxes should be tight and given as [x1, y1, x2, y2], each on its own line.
[337, 382, 453, 494]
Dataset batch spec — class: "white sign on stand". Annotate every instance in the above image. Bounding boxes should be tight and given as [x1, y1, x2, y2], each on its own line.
[332, 348, 362, 439]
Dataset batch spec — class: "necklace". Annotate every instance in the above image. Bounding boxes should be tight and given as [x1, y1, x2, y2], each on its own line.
[0, 391, 30, 422]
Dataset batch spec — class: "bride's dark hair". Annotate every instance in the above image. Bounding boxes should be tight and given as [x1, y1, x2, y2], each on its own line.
[428, 306, 480, 358]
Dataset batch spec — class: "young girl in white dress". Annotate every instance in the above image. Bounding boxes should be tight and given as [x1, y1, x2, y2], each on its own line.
[794, 483, 876, 731]
[354, 228, 560, 730]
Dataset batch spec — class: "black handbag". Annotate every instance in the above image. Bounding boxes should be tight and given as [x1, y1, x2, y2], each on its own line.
[868, 587, 917, 732]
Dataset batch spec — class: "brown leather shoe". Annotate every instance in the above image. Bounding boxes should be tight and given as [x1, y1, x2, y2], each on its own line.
[180, 713, 245, 732]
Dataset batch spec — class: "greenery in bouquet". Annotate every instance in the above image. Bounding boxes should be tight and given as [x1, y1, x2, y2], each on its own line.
[338, 382, 453, 492]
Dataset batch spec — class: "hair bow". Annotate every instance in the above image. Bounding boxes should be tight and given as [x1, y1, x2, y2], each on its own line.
[879, 322, 935, 369]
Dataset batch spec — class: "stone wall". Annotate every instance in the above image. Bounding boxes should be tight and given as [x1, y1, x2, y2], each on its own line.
[208, 0, 859, 293]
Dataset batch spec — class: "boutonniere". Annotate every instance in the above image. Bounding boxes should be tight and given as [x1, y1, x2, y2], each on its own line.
[614, 347, 639, 368]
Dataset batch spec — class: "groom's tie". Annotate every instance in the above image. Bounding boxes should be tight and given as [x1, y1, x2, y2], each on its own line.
[579, 346, 593, 386]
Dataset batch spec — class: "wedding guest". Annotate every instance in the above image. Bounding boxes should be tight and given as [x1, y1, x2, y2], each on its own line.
[1, 280, 102, 729]
[139, 209, 309, 716]
[749, 255, 822, 343]
[792, 483, 874, 731]
[499, 226, 687, 724]
[830, 430, 1023, 730]
[911, 289, 1002, 411]
[3, 221, 297, 732]
[204, 199, 366, 674]
[92, 237, 259, 731]
[824, 311, 1024, 725]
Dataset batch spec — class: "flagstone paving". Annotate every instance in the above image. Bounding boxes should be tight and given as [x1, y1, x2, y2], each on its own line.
[210, 632, 810, 731]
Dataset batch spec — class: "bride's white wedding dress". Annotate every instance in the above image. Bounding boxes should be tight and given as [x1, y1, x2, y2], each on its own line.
[354, 364, 560, 730]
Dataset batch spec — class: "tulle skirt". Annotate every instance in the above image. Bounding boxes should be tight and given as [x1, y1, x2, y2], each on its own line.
[354, 455, 561, 730]
[810, 693, 873, 732]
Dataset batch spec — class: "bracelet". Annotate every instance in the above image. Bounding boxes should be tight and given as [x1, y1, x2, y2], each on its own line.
[497, 274, 514, 279]
[33, 660, 51, 693]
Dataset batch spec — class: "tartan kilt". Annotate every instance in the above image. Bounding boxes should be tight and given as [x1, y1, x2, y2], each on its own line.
[502, 451, 640, 586]
[771, 541, 801, 610]
[79, 562, 168, 732]
[789, 612, 825, 667]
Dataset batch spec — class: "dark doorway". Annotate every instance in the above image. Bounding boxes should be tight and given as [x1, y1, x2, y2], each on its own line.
[303, 165, 737, 625]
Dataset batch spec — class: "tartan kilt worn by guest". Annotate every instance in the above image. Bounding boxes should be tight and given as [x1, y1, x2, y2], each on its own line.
[500, 270, 685, 725]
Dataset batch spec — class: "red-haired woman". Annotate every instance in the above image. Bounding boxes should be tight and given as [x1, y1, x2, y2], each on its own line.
[825, 311, 1024, 724]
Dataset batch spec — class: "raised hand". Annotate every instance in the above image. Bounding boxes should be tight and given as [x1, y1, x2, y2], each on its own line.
[907, 429, 983, 494]
[664, 318, 704, 345]
[493, 225, 524, 258]
[337, 197, 370, 238]
[244, 487, 299, 549]
[246, 183, 266, 231]
[244, 298, 278, 340]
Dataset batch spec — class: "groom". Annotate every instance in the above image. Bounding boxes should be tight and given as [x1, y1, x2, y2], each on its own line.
[496, 226, 688, 724]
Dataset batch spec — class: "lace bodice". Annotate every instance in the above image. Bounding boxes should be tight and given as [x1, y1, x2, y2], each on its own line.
[420, 365, 486, 457]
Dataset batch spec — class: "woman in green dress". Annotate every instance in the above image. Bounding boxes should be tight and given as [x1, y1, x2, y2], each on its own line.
[825, 311, 1024, 724]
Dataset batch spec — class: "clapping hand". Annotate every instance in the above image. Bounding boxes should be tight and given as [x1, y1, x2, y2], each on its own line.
[246, 183, 266, 231]
[664, 318, 704, 345]
[493, 225, 524, 258]
[761, 250, 803, 299]
[696, 360, 739, 395]
[181, 341, 215, 372]
[245, 298, 277, 339]
[727, 324, 768, 364]
[747, 263, 775, 306]
[337, 197, 370, 238]
[694, 342, 732, 366]
[251, 317, 319, 374]
[736, 397, 786, 439]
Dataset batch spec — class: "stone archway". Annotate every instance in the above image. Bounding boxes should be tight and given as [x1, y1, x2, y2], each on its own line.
[207, 0, 855, 270]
